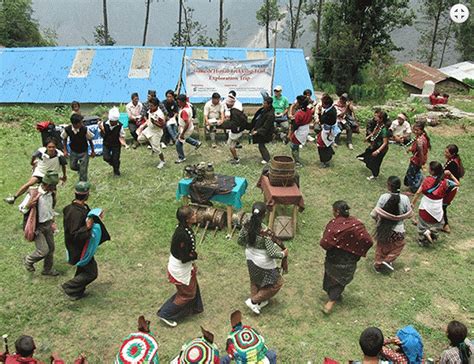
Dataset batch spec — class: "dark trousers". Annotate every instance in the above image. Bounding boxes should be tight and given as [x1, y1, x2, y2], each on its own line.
[70, 151, 89, 182]
[103, 145, 121, 175]
[128, 122, 139, 140]
[258, 143, 270, 162]
[161, 127, 172, 144]
[335, 122, 353, 145]
[62, 258, 98, 298]
[357, 148, 387, 178]
[443, 204, 449, 225]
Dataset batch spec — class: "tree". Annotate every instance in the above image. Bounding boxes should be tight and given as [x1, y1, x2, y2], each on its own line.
[283, 0, 306, 48]
[256, 0, 282, 48]
[94, 0, 115, 46]
[304, 0, 324, 54]
[0, 0, 56, 47]
[418, 0, 456, 67]
[218, 0, 224, 46]
[213, 0, 231, 47]
[313, 0, 414, 93]
[143, 0, 151, 46]
[170, 6, 212, 46]
[94, 25, 116, 46]
[216, 18, 231, 47]
[454, 13, 474, 61]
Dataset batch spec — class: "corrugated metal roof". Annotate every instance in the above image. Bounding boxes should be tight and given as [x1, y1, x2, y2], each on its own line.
[402, 61, 448, 90]
[0, 46, 313, 104]
[439, 61, 474, 83]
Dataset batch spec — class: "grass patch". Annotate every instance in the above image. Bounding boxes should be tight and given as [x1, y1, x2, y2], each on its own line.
[0, 107, 472, 363]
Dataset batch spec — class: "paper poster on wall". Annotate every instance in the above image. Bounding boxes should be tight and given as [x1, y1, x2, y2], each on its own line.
[186, 58, 274, 98]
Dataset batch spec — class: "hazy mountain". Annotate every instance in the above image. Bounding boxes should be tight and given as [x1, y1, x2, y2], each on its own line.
[31, 0, 460, 66]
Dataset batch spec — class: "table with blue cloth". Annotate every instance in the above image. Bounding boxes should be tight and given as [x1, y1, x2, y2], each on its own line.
[176, 176, 248, 234]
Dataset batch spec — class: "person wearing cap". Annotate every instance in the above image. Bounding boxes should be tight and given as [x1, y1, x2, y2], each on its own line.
[126, 92, 143, 148]
[272, 85, 289, 142]
[221, 310, 277, 364]
[175, 94, 202, 164]
[99, 107, 128, 177]
[389, 113, 412, 145]
[170, 327, 220, 364]
[250, 97, 275, 165]
[19, 171, 61, 276]
[61, 113, 95, 182]
[204, 92, 224, 148]
[4, 138, 67, 205]
[334, 93, 355, 150]
[137, 97, 167, 169]
[0, 335, 75, 364]
[62, 181, 109, 300]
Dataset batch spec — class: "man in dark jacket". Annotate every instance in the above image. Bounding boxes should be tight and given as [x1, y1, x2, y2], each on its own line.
[251, 96, 275, 164]
[99, 107, 128, 177]
[61, 181, 109, 300]
[61, 114, 95, 182]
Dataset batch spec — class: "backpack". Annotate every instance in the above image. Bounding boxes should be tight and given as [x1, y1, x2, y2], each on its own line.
[23, 188, 41, 241]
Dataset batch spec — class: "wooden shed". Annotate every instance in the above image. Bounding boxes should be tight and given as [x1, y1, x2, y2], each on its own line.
[402, 62, 470, 94]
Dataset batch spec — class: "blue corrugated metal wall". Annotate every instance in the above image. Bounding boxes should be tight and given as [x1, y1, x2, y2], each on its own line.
[0, 46, 313, 104]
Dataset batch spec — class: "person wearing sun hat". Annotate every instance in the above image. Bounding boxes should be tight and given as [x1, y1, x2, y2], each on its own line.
[19, 170, 61, 276]
[62, 181, 110, 300]
[221, 310, 277, 364]
[272, 85, 290, 142]
[170, 326, 220, 364]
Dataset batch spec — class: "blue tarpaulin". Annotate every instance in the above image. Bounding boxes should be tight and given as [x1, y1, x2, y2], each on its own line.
[0, 46, 313, 104]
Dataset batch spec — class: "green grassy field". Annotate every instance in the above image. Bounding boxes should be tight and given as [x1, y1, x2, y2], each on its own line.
[0, 106, 473, 363]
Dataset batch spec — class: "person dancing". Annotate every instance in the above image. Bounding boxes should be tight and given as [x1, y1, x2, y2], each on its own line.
[237, 202, 288, 315]
[411, 161, 460, 246]
[288, 95, 313, 167]
[320, 200, 373, 314]
[404, 121, 430, 194]
[442, 144, 464, 233]
[371, 176, 413, 273]
[4, 138, 67, 205]
[316, 94, 339, 168]
[157, 206, 203, 327]
[357, 109, 389, 180]
[250, 97, 275, 165]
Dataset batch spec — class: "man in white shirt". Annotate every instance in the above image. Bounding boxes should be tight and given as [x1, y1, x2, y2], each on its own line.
[20, 171, 60, 276]
[126, 92, 143, 147]
[389, 113, 412, 145]
[137, 97, 167, 169]
[204, 92, 224, 148]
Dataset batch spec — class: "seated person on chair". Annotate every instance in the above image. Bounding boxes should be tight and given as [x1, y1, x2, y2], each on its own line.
[204, 92, 224, 148]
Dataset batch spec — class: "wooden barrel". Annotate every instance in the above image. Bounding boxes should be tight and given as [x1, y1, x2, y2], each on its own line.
[269, 155, 295, 187]
[211, 209, 227, 229]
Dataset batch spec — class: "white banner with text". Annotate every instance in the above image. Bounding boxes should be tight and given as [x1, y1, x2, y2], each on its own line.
[186, 58, 273, 99]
